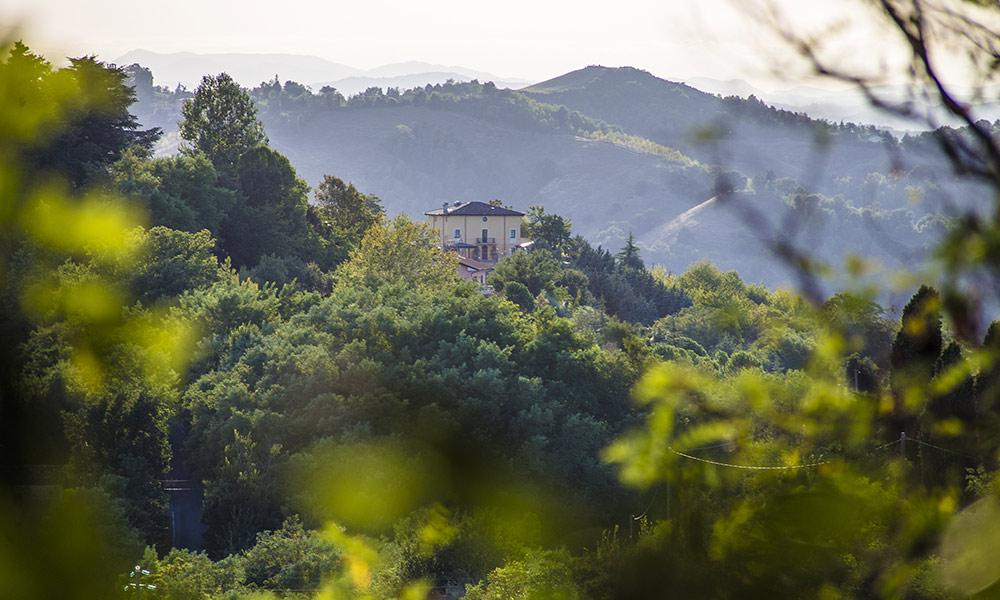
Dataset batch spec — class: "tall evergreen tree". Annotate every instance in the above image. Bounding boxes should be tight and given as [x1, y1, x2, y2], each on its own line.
[977, 321, 1000, 417]
[890, 285, 943, 385]
[14, 47, 160, 187]
[889, 285, 942, 441]
[617, 231, 644, 270]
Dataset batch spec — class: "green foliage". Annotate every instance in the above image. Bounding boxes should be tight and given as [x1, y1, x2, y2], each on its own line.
[489, 248, 560, 296]
[572, 239, 691, 325]
[523, 206, 572, 254]
[177, 277, 283, 339]
[240, 516, 338, 590]
[11, 30, 1000, 600]
[142, 546, 244, 600]
[119, 85, 347, 284]
[113, 149, 236, 238]
[616, 231, 643, 270]
[552, 268, 592, 306]
[652, 262, 766, 354]
[603, 360, 923, 596]
[334, 215, 459, 290]
[311, 174, 383, 239]
[220, 145, 311, 269]
[8, 46, 161, 188]
[199, 428, 284, 558]
[179, 73, 267, 181]
[464, 548, 580, 600]
[503, 281, 535, 312]
[0, 43, 200, 569]
[890, 285, 943, 435]
[240, 253, 305, 289]
[976, 320, 1000, 417]
[727, 349, 762, 371]
[129, 226, 226, 303]
[173, 271, 645, 573]
[16, 307, 187, 546]
[0, 486, 144, 600]
[822, 292, 895, 368]
[845, 352, 881, 393]
[25, 322, 176, 543]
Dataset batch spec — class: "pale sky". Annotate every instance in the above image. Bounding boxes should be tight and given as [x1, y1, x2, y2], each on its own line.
[0, 0, 923, 90]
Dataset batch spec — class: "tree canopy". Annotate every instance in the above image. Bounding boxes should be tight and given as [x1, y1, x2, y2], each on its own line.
[4, 44, 160, 187]
[311, 174, 384, 239]
[179, 73, 267, 183]
[9, 25, 1000, 600]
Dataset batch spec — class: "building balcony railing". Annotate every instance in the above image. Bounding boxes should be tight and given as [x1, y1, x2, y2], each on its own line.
[476, 237, 496, 244]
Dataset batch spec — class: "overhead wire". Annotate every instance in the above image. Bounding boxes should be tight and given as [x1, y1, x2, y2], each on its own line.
[905, 437, 978, 459]
[666, 430, 977, 471]
[667, 446, 829, 470]
[680, 438, 743, 452]
[632, 486, 659, 521]
[870, 435, 978, 460]
[873, 438, 901, 450]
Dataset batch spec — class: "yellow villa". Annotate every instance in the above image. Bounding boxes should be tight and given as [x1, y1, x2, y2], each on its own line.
[424, 201, 531, 262]
[424, 201, 532, 285]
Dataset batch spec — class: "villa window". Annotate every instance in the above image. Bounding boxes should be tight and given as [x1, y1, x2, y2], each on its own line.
[453, 228, 461, 240]
[509, 228, 516, 241]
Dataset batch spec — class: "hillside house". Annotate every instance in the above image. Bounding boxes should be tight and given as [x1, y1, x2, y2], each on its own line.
[425, 202, 531, 282]
[425, 201, 528, 260]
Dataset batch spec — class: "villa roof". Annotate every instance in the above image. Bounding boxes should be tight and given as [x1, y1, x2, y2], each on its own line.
[425, 201, 524, 217]
[458, 257, 495, 271]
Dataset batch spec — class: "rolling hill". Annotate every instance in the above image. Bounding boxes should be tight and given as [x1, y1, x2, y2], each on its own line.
[522, 66, 897, 195]
[127, 64, 972, 293]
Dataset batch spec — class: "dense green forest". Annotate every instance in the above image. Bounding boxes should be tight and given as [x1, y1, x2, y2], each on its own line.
[4, 40, 1000, 600]
[123, 62, 977, 294]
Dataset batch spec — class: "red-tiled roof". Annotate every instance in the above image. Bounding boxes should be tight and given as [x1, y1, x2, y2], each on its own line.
[425, 201, 524, 217]
[458, 257, 495, 271]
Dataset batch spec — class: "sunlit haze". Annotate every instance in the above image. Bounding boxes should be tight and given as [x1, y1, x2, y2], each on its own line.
[0, 0, 888, 90]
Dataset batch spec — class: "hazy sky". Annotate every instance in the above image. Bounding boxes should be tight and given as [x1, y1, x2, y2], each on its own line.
[0, 0, 901, 89]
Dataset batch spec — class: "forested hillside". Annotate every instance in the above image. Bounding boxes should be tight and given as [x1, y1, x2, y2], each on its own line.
[129, 71, 711, 250]
[123, 62, 983, 294]
[5, 39, 1000, 600]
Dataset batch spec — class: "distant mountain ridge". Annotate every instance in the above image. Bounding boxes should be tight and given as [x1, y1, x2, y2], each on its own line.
[522, 65, 899, 196]
[115, 49, 362, 89]
[683, 76, 1000, 132]
[114, 49, 530, 94]
[117, 50, 1000, 132]
[312, 71, 531, 97]
[127, 62, 979, 297]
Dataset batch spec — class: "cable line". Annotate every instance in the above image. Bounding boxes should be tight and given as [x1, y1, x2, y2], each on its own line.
[680, 438, 742, 452]
[874, 439, 901, 450]
[668, 447, 828, 470]
[632, 486, 659, 521]
[905, 437, 977, 459]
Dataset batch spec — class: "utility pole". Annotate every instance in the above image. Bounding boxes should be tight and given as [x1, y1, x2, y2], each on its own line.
[666, 479, 671, 520]
[896, 431, 908, 500]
